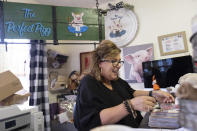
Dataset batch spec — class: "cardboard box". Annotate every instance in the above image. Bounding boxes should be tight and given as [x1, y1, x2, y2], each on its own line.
[0, 71, 23, 102]
[0, 93, 30, 106]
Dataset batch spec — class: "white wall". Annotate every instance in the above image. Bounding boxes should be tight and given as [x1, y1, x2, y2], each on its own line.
[131, 0, 197, 60]
[128, 0, 197, 90]
[5, 0, 197, 100]
[46, 0, 197, 78]
[6, 0, 197, 72]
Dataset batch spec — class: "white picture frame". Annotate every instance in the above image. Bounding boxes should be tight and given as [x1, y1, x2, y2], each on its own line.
[104, 8, 138, 48]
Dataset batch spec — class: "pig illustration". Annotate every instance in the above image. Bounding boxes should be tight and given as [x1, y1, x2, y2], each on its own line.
[109, 17, 126, 38]
[124, 47, 153, 83]
[67, 12, 88, 37]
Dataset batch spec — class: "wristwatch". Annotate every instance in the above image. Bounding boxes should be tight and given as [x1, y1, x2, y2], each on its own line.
[149, 91, 153, 97]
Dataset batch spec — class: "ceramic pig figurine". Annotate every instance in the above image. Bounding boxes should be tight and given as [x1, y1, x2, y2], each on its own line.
[124, 47, 153, 83]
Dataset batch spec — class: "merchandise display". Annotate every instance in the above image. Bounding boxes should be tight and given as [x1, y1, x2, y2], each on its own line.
[1, 1, 197, 131]
[149, 107, 180, 129]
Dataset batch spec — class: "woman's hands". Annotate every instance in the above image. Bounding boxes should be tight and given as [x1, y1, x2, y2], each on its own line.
[129, 96, 156, 112]
[152, 90, 174, 103]
[130, 90, 174, 112]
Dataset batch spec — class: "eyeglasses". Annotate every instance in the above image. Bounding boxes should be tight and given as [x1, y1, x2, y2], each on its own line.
[101, 59, 124, 67]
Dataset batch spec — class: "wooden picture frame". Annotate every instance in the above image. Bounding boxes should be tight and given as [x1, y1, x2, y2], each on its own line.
[158, 31, 188, 56]
[80, 51, 93, 73]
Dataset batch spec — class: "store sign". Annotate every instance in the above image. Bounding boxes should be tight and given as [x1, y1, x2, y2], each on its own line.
[5, 8, 51, 37]
[2, 2, 104, 41]
[3, 2, 53, 40]
[56, 6, 104, 40]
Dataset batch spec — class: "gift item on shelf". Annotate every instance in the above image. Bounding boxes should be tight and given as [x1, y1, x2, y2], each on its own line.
[148, 108, 180, 129]
[49, 71, 68, 92]
[57, 94, 76, 123]
[49, 71, 58, 88]
[47, 49, 68, 69]
[53, 75, 67, 89]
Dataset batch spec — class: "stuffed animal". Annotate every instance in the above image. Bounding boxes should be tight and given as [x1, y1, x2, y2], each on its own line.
[176, 73, 197, 100]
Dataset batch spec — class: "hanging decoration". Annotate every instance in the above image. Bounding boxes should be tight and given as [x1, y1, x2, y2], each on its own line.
[108, 2, 124, 10]
[97, 1, 134, 16]
[104, 2, 138, 47]
[2, 2, 101, 41]
[95, 0, 138, 47]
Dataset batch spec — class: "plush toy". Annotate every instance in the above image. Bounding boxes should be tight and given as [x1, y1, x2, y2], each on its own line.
[176, 73, 197, 100]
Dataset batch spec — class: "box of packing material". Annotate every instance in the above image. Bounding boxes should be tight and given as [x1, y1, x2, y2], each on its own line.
[0, 70, 23, 102]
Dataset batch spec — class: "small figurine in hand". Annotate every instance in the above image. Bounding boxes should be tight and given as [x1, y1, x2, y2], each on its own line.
[152, 75, 160, 90]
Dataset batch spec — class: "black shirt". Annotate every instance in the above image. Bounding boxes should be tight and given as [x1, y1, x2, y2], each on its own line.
[74, 75, 143, 131]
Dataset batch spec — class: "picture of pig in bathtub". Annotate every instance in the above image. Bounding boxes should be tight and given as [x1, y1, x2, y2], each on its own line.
[67, 12, 88, 37]
[123, 44, 154, 83]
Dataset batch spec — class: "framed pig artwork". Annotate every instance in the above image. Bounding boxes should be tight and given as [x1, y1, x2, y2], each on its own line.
[122, 44, 154, 83]
[80, 51, 93, 73]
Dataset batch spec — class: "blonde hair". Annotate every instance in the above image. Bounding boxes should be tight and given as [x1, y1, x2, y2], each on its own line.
[90, 40, 121, 81]
[67, 71, 80, 90]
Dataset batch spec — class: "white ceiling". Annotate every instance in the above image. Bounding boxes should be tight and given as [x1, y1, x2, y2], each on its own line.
[6, 0, 132, 8]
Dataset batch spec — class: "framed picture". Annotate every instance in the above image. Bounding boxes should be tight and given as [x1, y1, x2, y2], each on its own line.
[122, 44, 154, 83]
[80, 51, 93, 73]
[158, 31, 188, 56]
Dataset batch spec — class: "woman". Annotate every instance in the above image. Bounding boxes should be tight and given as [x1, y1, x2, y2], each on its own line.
[74, 40, 174, 131]
[67, 70, 80, 90]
